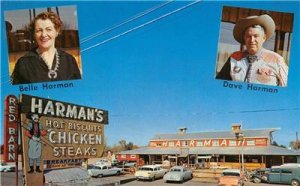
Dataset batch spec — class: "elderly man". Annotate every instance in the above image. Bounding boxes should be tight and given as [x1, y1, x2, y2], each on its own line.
[216, 14, 288, 87]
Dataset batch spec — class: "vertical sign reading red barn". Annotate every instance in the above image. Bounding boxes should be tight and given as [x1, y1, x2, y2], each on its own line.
[4, 95, 19, 162]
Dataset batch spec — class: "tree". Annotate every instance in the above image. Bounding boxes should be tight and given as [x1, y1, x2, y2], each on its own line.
[126, 142, 133, 150]
[272, 141, 286, 148]
[289, 140, 300, 150]
[119, 140, 127, 151]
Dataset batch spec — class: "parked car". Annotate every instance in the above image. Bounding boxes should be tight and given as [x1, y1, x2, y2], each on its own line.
[135, 165, 167, 181]
[118, 161, 136, 168]
[218, 169, 244, 186]
[267, 163, 300, 186]
[88, 164, 122, 178]
[95, 159, 111, 166]
[163, 166, 193, 183]
[249, 168, 270, 183]
[111, 159, 119, 166]
[0, 162, 16, 172]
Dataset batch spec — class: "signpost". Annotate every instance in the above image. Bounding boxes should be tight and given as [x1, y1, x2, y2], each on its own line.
[232, 124, 245, 173]
[4, 95, 19, 162]
[4, 95, 19, 186]
[19, 94, 108, 186]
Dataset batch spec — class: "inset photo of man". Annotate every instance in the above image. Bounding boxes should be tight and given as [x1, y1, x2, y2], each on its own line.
[216, 6, 293, 87]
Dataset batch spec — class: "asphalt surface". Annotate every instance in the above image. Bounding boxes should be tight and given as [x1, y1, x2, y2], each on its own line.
[123, 179, 216, 186]
[1, 171, 288, 186]
[122, 179, 287, 186]
[0, 170, 23, 186]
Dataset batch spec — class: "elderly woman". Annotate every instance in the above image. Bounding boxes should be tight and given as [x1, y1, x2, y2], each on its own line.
[12, 11, 81, 85]
[216, 14, 288, 87]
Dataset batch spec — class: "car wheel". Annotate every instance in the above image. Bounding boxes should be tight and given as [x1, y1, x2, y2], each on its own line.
[116, 171, 120, 175]
[3, 169, 8, 172]
[253, 177, 261, 183]
[151, 176, 155, 181]
[181, 178, 184, 183]
[291, 179, 300, 186]
[97, 174, 103, 178]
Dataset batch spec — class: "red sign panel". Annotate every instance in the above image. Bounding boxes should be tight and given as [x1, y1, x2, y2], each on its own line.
[116, 154, 139, 162]
[4, 95, 19, 162]
[255, 138, 268, 146]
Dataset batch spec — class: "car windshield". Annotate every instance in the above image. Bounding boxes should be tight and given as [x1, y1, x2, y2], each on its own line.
[87, 165, 95, 169]
[170, 169, 182, 172]
[223, 172, 240, 176]
[139, 167, 153, 171]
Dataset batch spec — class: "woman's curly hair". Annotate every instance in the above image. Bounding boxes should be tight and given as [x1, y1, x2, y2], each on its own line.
[29, 11, 63, 36]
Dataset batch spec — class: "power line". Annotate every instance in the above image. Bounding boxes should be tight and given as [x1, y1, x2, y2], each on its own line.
[80, 0, 175, 44]
[110, 108, 300, 118]
[81, 0, 202, 53]
[226, 108, 300, 114]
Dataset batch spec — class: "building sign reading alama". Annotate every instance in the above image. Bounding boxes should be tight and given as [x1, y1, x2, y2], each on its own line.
[150, 138, 268, 148]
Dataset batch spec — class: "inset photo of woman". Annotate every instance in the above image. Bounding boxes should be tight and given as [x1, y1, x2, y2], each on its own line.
[5, 6, 82, 85]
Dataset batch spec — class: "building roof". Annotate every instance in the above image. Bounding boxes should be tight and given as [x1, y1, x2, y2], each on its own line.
[119, 145, 300, 156]
[150, 128, 278, 141]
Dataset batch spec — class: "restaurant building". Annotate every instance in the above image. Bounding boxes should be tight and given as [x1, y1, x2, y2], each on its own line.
[116, 127, 300, 169]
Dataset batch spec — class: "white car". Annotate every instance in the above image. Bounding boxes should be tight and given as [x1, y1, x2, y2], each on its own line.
[135, 165, 167, 181]
[0, 162, 16, 172]
[88, 164, 122, 177]
[163, 166, 193, 183]
[95, 159, 111, 166]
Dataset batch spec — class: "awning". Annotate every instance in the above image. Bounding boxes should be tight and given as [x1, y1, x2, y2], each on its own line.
[197, 156, 212, 159]
[178, 154, 188, 158]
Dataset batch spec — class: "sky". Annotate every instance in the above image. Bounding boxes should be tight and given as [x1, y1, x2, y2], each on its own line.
[1, 1, 299, 148]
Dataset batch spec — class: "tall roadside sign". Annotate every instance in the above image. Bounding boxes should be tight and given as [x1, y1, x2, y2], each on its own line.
[4, 95, 19, 186]
[20, 94, 108, 186]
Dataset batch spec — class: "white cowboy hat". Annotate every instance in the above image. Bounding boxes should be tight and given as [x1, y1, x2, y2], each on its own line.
[233, 14, 275, 44]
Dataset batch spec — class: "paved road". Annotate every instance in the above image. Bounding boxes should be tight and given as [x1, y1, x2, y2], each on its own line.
[122, 179, 216, 186]
[122, 179, 288, 186]
[0, 170, 23, 186]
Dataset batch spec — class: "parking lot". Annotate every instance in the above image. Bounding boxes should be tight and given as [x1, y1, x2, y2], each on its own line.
[1, 170, 288, 186]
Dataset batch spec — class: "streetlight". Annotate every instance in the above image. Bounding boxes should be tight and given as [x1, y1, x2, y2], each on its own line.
[232, 124, 245, 174]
